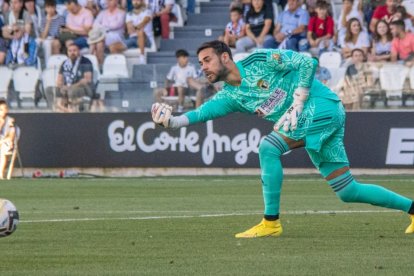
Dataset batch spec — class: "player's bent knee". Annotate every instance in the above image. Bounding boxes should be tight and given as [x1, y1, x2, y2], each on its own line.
[259, 135, 289, 157]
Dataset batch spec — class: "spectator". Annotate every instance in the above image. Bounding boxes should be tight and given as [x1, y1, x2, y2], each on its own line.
[2, 0, 32, 39]
[0, 99, 16, 180]
[77, 0, 100, 17]
[341, 48, 374, 110]
[306, 1, 334, 56]
[89, 0, 126, 65]
[0, 17, 7, 64]
[125, 0, 153, 64]
[59, 0, 94, 53]
[5, 22, 37, 67]
[235, 0, 273, 53]
[313, 57, 331, 85]
[339, 17, 370, 59]
[152, 0, 175, 40]
[54, 43, 93, 112]
[39, 0, 65, 63]
[263, 0, 309, 51]
[220, 7, 246, 48]
[369, 0, 398, 33]
[393, 6, 414, 33]
[24, 0, 42, 38]
[337, 0, 364, 44]
[390, 20, 414, 65]
[154, 49, 206, 112]
[368, 19, 392, 62]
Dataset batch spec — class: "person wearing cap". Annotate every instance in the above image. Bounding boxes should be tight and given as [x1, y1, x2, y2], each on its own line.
[88, 0, 126, 65]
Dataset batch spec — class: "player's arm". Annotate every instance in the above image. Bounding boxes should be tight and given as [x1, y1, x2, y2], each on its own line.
[152, 92, 239, 128]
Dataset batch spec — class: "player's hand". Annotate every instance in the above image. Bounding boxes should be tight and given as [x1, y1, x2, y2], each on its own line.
[274, 88, 309, 132]
[151, 103, 173, 128]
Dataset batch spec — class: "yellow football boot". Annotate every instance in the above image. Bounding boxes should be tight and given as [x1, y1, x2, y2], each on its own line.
[235, 219, 283, 238]
[405, 214, 414, 234]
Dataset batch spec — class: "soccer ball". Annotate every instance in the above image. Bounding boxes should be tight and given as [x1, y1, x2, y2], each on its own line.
[0, 198, 19, 237]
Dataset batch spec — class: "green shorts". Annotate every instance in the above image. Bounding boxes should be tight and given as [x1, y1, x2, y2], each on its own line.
[278, 97, 349, 169]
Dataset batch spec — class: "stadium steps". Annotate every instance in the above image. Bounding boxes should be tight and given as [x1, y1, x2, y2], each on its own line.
[173, 25, 224, 39]
[114, 79, 154, 112]
[159, 37, 213, 51]
[147, 51, 199, 64]
[187, 12, 229, 26]
[132, 64, 171, 83]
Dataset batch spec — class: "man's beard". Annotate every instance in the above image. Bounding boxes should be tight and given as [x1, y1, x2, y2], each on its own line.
[209, 61, 229, 83]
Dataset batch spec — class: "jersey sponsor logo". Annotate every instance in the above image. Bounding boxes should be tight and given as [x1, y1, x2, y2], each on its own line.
[255, 88, 287, 115]
[257, 79, 269, 90]
[385, 128, 414, 165]
[272, 53, 282, 64]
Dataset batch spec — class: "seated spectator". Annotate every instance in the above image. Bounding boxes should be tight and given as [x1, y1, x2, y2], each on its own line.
[341, 48, 374, 110]
[152, 0, 176, 40]
[339, 17, 370, 59]
[368, 19, 392, 62]
[235, 0, 273, 53]
[154, 49, 207, 112]
[390, 20, 414, 65]
[0, 99, 16, 180]
[220, 7, 246, 48]
[54, 43, 94, 112]
[0, 17, 7, 64]
[306, 1, 334, 56]
[2, 0, 32, 39]
[24, 0, 42, 38]
[337, 0, 364, 44]
[125, 0, 153, 63]
[58, 0, 94, 53]
[369, 0, 398, 33]
[89, 0, 126, 65]
[39, 0, 66, 64]
[263, 0, 309, 51]
[79, 0, 100, 17]
[313, 57, 331, 85]
[393, 6, 414, 33]
[5, 22, 37, 67]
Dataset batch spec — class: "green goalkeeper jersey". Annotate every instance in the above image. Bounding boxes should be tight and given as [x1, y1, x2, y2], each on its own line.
[185, 49, 340, 124]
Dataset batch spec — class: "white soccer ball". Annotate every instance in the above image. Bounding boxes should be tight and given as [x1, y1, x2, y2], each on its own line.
[0, 198, 19, 237]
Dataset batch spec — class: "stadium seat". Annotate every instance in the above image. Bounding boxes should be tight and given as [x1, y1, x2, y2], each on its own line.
[402, 0, 414, 16]
[12, 67, 40, 104]
[409, 66, 414, 90]
[379, 64, 409, 100]
[169, 3, 185, 28]
[84, 54, 101, 85]
[326, 67, 346, 93]
[319, 51, 342, 69]
[46, 54, 67, 70]
[0, 67, 13, 99]
[6, 125, 22, 180]
[101, 54, 129, 79]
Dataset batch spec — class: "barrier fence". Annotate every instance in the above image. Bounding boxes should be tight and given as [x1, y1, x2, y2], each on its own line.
[12, 112, 414, 169]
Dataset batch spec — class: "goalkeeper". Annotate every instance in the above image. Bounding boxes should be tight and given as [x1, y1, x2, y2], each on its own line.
[151, 40, 414, 238]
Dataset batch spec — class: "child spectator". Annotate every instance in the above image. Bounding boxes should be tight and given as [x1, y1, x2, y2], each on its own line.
[154, 49, 206, 112]
[339, 17, 370, 59]
[39, 0, 65, 63]
[341, 48, 374, 110]
[125, 0, 153, 64]
[221, 7, 246, 48]
[306, 1, 334, 56]
[368, 19, 392, 62]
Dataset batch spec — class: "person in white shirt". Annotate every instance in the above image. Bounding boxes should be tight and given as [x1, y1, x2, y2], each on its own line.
[339, 17, 370, 59]
[125, 0, 153, 63]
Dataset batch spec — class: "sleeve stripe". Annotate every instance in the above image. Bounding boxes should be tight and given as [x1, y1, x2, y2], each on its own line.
[242, 57, 267, 67]
[241, 53, 267, 67]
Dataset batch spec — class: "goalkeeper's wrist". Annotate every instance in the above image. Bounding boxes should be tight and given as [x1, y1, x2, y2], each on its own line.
[168, 114, 190, 129]
[294, 87, 309, 102]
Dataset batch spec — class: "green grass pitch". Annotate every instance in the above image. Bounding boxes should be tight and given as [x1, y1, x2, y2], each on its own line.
[1, 175, 414, 275]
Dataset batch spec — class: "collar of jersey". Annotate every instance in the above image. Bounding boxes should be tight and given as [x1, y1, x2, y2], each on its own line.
[236, 61, 246, 79]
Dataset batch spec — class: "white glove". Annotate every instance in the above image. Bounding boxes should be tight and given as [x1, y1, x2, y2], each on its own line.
[151, 103, 173, 128]
[274, 88, 309, 132]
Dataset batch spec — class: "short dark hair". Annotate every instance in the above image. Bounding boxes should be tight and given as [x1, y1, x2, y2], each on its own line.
[316, 0, 329, 9]
[65, 0, 78, 5]
[175, 49, 189, 58]
[230, 7, 243, 14]
[0, 98, 8, 107]
[45, 0, 56, 7]
[351, 48, 365, 57]
[390, 19, 405, 29]
[196, 40, 233, 60]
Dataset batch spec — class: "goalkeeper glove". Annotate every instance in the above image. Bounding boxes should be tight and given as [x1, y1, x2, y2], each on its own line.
[274, 87, 309, 132]
[151, 103, 173, 128]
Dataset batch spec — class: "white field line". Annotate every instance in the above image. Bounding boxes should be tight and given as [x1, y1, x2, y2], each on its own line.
[20, 209, 398, 224]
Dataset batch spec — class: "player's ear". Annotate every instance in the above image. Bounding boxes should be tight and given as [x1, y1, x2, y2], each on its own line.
[221, 53, 229, 64]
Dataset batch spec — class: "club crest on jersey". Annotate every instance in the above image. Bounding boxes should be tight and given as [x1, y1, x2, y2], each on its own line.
[257, 79, 269, 90]
[272, 53, 282, 64]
